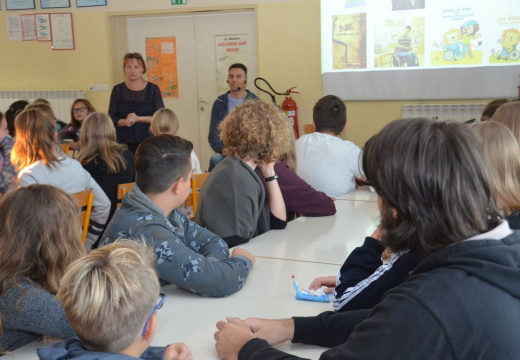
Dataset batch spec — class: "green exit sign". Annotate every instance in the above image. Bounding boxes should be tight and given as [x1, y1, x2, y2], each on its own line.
[172, 0, 187, 4]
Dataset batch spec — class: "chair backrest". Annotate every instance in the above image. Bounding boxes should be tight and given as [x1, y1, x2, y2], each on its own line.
[70, 189, 94, 245]
[304, 123, 315, 134]
[58, 143, 77, 158]
[185, 173, 210, 218]
[117, 182, 135, 208]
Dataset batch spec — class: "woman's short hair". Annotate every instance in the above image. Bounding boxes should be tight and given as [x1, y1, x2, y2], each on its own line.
[12, 108, 59, 171]
[219, 100, 292, 164]
[123, 52, 147, 74]
[77, 112, 128, 174]
[70, 99, 96, 131]
[0, 185, 85, 296]
[151, 108, 179, 136]
[473, 121, 520, 215]
[363, 118, 500, 258]
[492, 102, 520, 142]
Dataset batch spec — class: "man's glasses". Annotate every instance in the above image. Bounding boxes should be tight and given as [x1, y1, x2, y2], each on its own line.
[72, 107, 87, 113]
[141, 293, 166, 336]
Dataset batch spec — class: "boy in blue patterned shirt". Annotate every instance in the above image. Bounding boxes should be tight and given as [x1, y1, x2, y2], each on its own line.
[101, 134, 254, 297]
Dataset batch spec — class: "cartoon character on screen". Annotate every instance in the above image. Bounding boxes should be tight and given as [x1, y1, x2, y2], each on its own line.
[497, 29, 520, 61]
[461, 20, 481, 58]
[443, 29, 463, 61]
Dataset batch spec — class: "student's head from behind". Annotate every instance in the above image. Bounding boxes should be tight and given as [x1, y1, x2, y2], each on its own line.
[135, 134, 193, 195]
[473, 121, 520, 215]
[363, 119, 500, 258]
[219, 100, 291, 164]
[25, 103, 56, 125]
[150, 108, 179, 136]
[481, 99, 509, 121]
[313, 95, 347, 135]
[492, 101, 520, 142]
[12, 108, 59, 171]
[5, 99, 29, 137]
[0, 185, 85, 295]
[57, 240, 159, 353]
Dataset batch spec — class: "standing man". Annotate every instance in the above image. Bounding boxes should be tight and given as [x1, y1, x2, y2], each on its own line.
[208, 63, 259, 171]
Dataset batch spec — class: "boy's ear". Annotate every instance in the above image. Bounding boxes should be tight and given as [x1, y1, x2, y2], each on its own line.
[171, 177, 184, 195]
[142, 314, 156, 342]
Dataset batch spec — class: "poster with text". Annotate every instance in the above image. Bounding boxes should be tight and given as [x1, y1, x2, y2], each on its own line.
[215, 34, 249, 95]
[489, 13, 520, 63]
[332, 13, 367, 69]
[146, 37, 179, 98]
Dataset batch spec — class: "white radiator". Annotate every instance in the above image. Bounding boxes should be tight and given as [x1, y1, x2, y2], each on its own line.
[402, 103, 486, 123]
[0, 90, 86, 124]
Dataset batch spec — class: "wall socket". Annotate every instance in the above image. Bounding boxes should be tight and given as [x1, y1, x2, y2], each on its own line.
[88, 84, 109, 92]
[88, 84, 95, 92]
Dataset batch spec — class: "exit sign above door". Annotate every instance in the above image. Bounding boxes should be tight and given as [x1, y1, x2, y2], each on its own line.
[171, 0, 186, 4]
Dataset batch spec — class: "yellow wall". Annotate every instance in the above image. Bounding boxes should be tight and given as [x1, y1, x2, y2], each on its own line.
[0, 0, 501, 146]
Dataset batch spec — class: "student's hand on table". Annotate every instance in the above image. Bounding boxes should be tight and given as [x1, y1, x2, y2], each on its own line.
[164, 342, 192, 360]
[309, 276, 336, 294]
[242, 318, 295, 345]
[215, 317, 255, 360]
[231, 247, 255, 265]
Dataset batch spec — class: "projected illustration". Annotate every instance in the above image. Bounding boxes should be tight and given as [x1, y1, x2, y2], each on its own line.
[332, 13, 367, 69]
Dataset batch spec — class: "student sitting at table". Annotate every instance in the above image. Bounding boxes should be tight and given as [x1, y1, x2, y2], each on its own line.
[12, 108, 110, 251]
[296, 95, 364, 198]
[254, 131, 336, 221]
[473, 121, 520, 229]
[101, 134, 254, 297]
[38, 240, 192, 360]
[195, 100, 291, 247]
[151, 108, 202, 174]
[309, 223, 421, 312]
[214, 118, 520, 360]
[0, 185, 85, 352]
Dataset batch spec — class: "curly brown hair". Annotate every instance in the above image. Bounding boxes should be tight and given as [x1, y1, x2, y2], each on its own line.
[219, 100, 292, 164]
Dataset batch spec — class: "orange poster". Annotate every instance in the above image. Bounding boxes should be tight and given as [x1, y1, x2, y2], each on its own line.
[146, 37, 179, 98]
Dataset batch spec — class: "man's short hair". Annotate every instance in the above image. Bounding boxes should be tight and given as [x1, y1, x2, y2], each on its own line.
[405, 25, 411, 31]
[363, 118, 500, 258]
[313, 95, 347, 135]
[135, 134, 193, 195]
[228, 63, 248, 77]
[57, 240, 159, 353]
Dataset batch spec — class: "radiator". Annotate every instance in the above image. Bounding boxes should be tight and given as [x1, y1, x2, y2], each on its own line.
[402, 103, 486, 123]
[0, 90, 86, 124]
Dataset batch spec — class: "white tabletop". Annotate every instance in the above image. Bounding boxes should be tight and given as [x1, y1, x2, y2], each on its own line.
[10, 258, 339, 360]
[242, 200, 380, 265]
[333, 186, 378, 202]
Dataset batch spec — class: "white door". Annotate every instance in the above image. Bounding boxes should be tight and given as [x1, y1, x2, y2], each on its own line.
[127, 12, 256, 171]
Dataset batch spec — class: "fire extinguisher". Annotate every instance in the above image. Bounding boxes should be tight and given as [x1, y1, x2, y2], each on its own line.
[282, 87, 300, 138]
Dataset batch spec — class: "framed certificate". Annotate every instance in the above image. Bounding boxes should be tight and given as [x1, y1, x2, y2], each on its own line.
[5, 0, 36, 10]
[76, 0, 106, 7]
[41, 0, 70, 8]
[50, 13, 74, 50]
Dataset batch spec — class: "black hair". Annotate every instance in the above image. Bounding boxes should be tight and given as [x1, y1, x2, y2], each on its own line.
[313, 95, 347, 135]
[5, 100, 29, 137]
[228, 63, 248, 77]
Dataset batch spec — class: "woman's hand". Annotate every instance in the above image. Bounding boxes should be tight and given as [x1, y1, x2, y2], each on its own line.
[126, 113, 137, 127]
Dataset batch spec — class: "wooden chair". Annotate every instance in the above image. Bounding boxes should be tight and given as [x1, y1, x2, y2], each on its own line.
[185, 173, 210, 218]
[304, 123, 315, 134]
[70, 189, 94, 245]
[58, 143, 77, 158]
[117, 182, 135, 208]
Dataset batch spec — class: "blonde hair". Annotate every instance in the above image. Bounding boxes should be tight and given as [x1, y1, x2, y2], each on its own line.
[57, 240, 159, 353]
[219, 100, 292, 164]
[473, 121, 520, 214]
[151, 108, 179, 136]
[77, 112, 128, 174]
[492, 102, 520, 142]
[25, 103, 56, 123]
[12, 109, 59, 171]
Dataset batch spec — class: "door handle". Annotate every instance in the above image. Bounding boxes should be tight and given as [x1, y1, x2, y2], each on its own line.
[199, 98, 208, 104]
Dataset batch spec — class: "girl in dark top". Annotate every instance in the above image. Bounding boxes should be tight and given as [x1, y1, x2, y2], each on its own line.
[77, 112, 135, 223]
[108, 52, 164, 153]
[59, 99, 96, 151]
[473, 121, 520, 229]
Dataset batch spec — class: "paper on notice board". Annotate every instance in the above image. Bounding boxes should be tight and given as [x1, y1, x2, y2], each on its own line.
[21, 15, 37, 41]
[146, 37, 179, 98]
[36, 14, 52, 41]
[7, 16, 23, 41]
[215, 34, 249, 95]
[50, 13, 74, 50]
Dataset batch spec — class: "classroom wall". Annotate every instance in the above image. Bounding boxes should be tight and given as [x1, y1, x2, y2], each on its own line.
[0, 0, 505, 147]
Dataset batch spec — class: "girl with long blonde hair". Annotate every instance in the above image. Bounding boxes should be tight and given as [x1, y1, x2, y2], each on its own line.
[0, 185, 85, 351]
[77, 112, 135, 222]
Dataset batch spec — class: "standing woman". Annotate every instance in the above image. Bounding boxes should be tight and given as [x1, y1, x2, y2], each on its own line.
[108, 52, 164, 153]
[59, 99, 96, 151]
[77, 112, 135, 223]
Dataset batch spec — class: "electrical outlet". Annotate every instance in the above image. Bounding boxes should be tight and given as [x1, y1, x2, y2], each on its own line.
[89, 85, 95, 92]
[102, 84, 109, 91]
[96, 84, 103, 91]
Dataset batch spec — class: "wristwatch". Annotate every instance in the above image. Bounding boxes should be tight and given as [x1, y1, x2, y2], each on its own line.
[264, 174, 278, 182]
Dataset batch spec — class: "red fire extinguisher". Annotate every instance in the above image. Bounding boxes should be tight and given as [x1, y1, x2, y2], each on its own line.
[282, 87, 300, 138]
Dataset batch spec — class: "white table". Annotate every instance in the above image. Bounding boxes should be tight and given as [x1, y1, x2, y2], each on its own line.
[10, 258, 339, 360]
[333, 186, 377, 202]
[241, 200, 380, 265]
